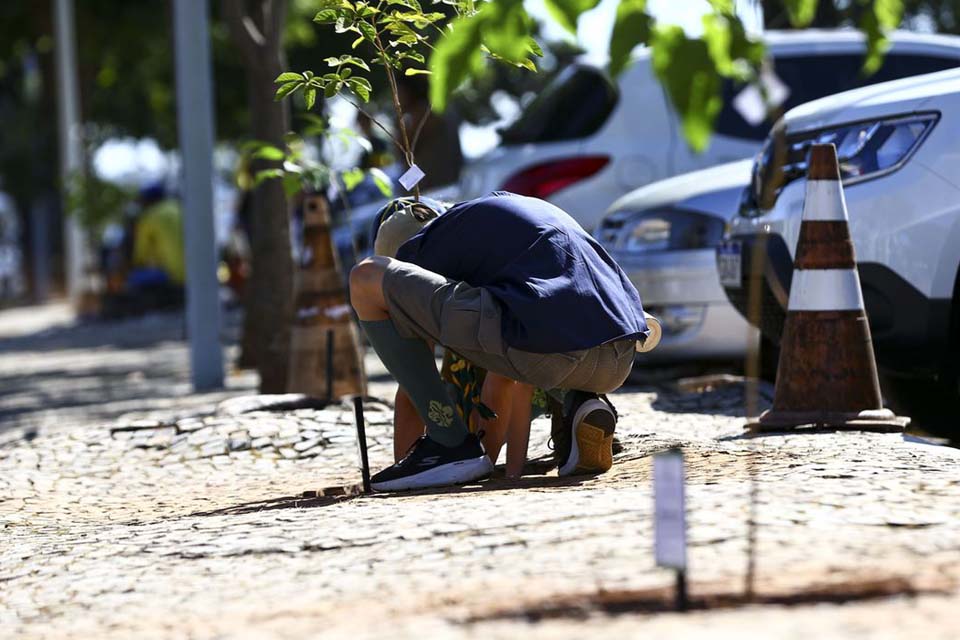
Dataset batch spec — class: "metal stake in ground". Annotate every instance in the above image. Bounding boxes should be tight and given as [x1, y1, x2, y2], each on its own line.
[353, 396, 372, 493]
[654, 448, 688, 611]
[325, 328, 334, 404]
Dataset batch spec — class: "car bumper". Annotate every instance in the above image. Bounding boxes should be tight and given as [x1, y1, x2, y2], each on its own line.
[719, 230, 952, 377]
[610, 247, 754, 361]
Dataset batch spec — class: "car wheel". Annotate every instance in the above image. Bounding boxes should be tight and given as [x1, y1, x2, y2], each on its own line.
[881, 278, 960, 441]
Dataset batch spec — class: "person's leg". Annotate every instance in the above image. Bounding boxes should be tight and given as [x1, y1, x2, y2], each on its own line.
[350, 257, 470, 448]
[350, 257, 493, 491]
[393, 388, 423, 461]
[553, 339, 636, 476]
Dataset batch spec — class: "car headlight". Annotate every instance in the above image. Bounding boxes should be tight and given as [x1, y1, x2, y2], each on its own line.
[600, 209, 726, 253]
[745, 113, 938, 214]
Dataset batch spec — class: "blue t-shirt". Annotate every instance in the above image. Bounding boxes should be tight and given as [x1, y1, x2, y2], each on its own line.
[395, 192, 648, 354]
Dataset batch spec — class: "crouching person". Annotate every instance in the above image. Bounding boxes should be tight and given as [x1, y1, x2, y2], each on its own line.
[350, 192, 651, 492]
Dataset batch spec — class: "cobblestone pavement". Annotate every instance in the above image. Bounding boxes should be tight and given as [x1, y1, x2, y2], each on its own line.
[2, 306, 960, 639]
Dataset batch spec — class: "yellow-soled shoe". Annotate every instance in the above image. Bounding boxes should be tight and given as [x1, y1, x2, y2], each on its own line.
[557, 393, 617, 476]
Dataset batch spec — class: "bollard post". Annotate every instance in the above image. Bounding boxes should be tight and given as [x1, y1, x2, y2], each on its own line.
[353, 396, 372, 493]
[654, 448, 688, 612]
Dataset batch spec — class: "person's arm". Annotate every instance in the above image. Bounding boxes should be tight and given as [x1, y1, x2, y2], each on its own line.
[478, 372, 516, 465]
[478, 373, 534, 477]
[504, 382, 534, 479]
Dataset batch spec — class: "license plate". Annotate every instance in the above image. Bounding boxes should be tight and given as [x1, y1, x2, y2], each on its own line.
[717, 241, 742, 288]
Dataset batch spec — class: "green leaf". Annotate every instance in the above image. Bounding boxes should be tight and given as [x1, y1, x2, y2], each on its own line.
[325, 54, 372, 71]
[404, 67, 431, 75]
[314, 9, 339, 23]
[251, 145, 285, 161]
[274, 81, 303, 100]
[370, 168, 394, 197]
[299, 113, 329, 136]
[253, 168, 285, 187]
[702, 12, 762, 81]
[342, 167, 365, 191]
[398, 50, 426, 64]
[341, 67, 353, 79]
[650, 25, 723, 153]
[283, 172, 303, 197]
[304, 87, 317, 109]
[480, 0, 534, 63]
[514, 57, 537, 71]
[526, 37, 544, 57]
[324, 82, 340, 98]
[783, 0, 817, 27]
[707, 0, 734, 13]
[429, 0, 539, 111]
[859, 0, 903, 75]
[543, 0, 601, 35]
[347, 76, 372, 101]
[429, 9, 484, 112]
[275, 72, 304, 83]
[388, 0, 423, 12]
[608, 0, 652, 77]
[352, 35, 365, 48]
[358, 20, 377, 41]
[874, 0, 903, 28]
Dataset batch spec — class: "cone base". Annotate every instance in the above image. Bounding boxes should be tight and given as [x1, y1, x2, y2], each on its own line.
[745, 408, 909, 434]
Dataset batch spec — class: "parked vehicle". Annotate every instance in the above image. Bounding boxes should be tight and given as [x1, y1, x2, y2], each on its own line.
[462, 30, 960, 232]
[719, 68, 960, 429]
[597, 160, 755, 362]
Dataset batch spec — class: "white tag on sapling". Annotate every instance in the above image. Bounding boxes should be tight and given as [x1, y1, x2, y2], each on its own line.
[399, 164, 426, 191]
[654, 449, 687, 570]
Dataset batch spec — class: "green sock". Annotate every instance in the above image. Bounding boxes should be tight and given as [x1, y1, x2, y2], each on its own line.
[360, 319, 468, 447]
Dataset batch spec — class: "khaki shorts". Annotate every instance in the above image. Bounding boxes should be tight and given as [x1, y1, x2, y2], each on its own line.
[382, 259, 636, 393]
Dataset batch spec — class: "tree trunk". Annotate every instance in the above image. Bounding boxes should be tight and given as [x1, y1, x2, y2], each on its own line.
[224, 0, 294, 393]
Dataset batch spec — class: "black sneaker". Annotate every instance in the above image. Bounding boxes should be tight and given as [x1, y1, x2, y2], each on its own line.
[370, 433, 494, 492]
[556, 391, 617, 477]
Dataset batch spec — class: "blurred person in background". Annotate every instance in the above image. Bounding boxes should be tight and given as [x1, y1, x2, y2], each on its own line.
[0, 181, 25, 302]
[357, 111, 394, 170]
[127, 182, 185, 309]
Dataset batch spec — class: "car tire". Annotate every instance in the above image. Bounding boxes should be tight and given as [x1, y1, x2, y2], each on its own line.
[882, 277, 960, 441]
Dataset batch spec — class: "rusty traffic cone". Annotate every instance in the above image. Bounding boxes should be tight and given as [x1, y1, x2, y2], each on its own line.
[747, 144, 908, 433]
[287, 194, 367, 401]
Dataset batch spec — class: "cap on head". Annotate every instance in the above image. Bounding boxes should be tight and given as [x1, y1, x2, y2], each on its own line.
[372, 196, 447, 258]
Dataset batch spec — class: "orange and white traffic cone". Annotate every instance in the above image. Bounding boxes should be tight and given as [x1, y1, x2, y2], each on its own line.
[747, 144, 909, 433]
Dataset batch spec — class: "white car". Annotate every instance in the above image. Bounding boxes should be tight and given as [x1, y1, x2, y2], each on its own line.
[461, 30, 960, 233]
[598, 160, 756, 362]
[721, 68, 960, 426]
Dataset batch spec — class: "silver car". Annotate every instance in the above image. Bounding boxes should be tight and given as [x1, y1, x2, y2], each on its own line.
[596, 160, 756, 362]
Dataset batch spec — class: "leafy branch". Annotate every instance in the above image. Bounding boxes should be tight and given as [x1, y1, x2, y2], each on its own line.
[427, 0, 903, 153]
[274, 0, 542, 200]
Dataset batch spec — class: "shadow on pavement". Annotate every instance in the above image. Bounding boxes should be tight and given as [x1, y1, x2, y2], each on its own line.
[0, 311, 187, 355]
[189, 465, 590, 518]
[465, 576, 950, 622]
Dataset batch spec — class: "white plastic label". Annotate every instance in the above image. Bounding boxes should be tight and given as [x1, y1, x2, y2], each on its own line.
[399, 164, 425, 191]
[733, 68, 789, 126]
[324, 303, 353, 320]
[654, 449, 687, 570]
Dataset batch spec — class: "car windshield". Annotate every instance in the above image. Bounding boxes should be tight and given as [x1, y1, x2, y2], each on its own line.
[498, 65, 619, 145]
